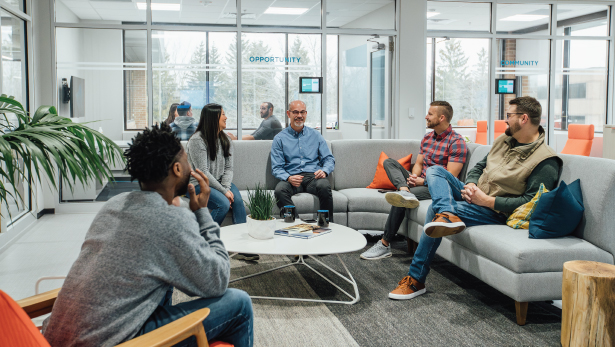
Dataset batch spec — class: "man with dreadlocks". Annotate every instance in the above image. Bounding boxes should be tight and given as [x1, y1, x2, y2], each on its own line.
[42, 124, 253, 347]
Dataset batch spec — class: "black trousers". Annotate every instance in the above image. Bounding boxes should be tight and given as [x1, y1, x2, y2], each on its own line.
[382, 158, 431, 242]
[274, 172, 334, 222]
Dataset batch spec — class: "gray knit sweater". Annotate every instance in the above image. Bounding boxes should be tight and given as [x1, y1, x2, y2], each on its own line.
[186, 132, 234, 194]
[42, 191, 230, 347]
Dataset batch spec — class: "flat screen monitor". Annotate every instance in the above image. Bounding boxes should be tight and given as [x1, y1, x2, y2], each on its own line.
[496, 79, 515, 94]
[70, 76, 85, 118]
[299, 77, 323, 93]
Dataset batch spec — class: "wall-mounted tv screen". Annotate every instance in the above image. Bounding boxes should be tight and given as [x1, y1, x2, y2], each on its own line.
[496, 79, 515, 94]
[70, 76, 85, 118]
[299, 77, 323, 93]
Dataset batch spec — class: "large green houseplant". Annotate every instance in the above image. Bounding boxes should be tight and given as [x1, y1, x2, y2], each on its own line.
[0, 95, 125, 219]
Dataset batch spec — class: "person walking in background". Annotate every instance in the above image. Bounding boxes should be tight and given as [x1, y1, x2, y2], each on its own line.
[228, 102, 283, 140]
[271, 100, 335, 221]
[170, 101, 197, 140]
[164, 103, 179, 126]
[186, 103, 257, 261]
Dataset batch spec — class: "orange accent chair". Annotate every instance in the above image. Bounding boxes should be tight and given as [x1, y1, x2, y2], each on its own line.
[561, 124, 594, 156]
[494, 120, 507, 140]
[1, 289, 232, 347]
[475, 120, 488, 145]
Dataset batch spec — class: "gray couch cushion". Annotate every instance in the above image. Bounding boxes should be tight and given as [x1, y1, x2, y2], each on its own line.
[239, 190, 347, 216]
[463, 144, 490, 182]
[558, 154, 615, 258]
[233, 140, 278, 190]
[338, 188, 392, 213]
[347, 212, 389, 231]
[447, 224, 614, 273]
[331, 139, 420, 190]
[460, 142, 481, 182]
[407, 200, 432, 225]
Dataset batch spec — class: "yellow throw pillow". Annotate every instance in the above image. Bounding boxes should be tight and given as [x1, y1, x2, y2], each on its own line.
[506, 183, 549, 229]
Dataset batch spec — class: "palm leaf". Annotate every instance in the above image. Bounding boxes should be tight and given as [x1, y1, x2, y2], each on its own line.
[0, 95, 126, 218]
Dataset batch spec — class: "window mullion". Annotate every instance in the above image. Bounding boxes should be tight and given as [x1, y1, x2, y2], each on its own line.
[146, 0, 153, 129]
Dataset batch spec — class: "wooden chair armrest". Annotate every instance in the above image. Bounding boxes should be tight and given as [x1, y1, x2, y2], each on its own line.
[16, 288, 60, 319]
[115, 307, 210, 347]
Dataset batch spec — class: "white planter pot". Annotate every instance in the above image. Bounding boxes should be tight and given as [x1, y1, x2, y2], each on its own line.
[247, 215, 276, 240]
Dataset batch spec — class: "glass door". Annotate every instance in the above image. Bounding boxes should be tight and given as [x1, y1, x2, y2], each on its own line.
[338, 35, 392, 139]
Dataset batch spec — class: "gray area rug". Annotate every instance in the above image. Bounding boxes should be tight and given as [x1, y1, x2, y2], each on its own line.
[175, 237, 562, 347]
[174, 255, 360, 347]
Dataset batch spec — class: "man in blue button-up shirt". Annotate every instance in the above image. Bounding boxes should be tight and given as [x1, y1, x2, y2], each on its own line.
[271, 100, 335, 221]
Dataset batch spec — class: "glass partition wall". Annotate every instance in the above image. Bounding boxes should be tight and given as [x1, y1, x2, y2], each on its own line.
[54, 0, 397, 142]
[426, 1, 614, 144]
[53, 0, 397, 201]
[1, 7, 30, 225]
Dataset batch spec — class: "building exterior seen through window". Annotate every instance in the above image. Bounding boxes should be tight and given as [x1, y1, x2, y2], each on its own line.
[426, 2, 611, 133]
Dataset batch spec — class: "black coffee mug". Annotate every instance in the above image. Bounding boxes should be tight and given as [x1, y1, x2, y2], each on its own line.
[281, 205, 296, 223]
[317, 210, 329, 227]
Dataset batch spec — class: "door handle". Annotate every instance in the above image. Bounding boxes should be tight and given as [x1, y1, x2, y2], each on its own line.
[363, 120, 368, 132]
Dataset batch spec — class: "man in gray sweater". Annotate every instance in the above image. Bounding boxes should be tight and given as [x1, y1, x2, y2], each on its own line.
[42, 124, 253, 347]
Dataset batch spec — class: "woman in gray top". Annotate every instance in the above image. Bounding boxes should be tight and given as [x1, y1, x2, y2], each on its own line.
[186, 103, 247, 226]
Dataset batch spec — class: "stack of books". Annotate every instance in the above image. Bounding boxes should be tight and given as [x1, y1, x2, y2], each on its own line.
[274, 223, 332, 239]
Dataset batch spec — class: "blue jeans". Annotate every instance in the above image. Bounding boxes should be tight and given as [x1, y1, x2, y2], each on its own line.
[192, 183, 247, 226]
[408, 166, 507, 283]
[137, 288, 253, 347]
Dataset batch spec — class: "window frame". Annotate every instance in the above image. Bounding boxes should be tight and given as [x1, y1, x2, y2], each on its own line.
[426, 1, 614, 145]
[0, 0, 33, 226]
[52, 0, 399, 139]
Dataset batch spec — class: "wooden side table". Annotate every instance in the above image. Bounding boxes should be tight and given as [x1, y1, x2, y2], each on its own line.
[562, 260, 615, 347]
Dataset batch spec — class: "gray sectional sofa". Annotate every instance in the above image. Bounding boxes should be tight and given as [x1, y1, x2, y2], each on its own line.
[224, 138, 615, 325]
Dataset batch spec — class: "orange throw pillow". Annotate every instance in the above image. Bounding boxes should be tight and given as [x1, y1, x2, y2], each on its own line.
[366, 152, 413, 190]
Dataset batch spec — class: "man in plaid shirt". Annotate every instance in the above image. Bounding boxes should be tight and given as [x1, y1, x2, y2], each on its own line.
[388, 96, 561, 301]
[361, 101, 468, 260]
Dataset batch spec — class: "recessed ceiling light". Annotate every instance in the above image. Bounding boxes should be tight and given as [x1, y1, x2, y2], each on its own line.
[264, 7, 308, 15]
[500, 14, 548, 22]
[427, 11, 439, 18]
[136, 3, 181, 11]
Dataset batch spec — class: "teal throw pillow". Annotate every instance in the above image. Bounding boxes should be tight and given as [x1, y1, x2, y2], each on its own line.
[528, 179, 584, 239]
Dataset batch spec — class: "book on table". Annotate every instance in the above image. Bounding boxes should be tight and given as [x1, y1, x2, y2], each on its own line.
[275, 223, 332, 239]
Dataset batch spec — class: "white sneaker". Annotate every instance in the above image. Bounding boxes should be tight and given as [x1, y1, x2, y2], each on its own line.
[385, 191, 420, 209]
[360, 240, 392, 260]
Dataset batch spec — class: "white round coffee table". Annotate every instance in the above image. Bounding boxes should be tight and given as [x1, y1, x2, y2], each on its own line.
[221, 221, 367, 305]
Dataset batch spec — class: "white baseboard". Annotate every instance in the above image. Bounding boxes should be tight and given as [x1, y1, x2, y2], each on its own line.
[0, 213, 38, 254]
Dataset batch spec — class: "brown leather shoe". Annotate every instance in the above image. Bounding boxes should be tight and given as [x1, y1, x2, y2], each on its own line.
[424, 213, 466, 238]
[388, 276, 426, 300]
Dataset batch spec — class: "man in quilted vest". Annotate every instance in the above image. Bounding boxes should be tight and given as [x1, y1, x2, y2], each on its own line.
[389, 96, 562, 300]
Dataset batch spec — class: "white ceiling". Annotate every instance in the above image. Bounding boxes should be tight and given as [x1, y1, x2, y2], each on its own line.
[58, 0, 394, 27]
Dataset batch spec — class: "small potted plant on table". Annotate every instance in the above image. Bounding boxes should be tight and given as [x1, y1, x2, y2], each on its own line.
[246, 183, 277, 239]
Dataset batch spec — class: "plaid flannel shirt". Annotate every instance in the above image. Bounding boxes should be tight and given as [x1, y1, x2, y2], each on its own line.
[170, 122, 197, 141]
[419, 125, 467, 178]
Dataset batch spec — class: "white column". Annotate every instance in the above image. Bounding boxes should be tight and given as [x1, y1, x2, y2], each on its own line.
[396, 0, 427, 140]
[32, 0, 59, 212]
